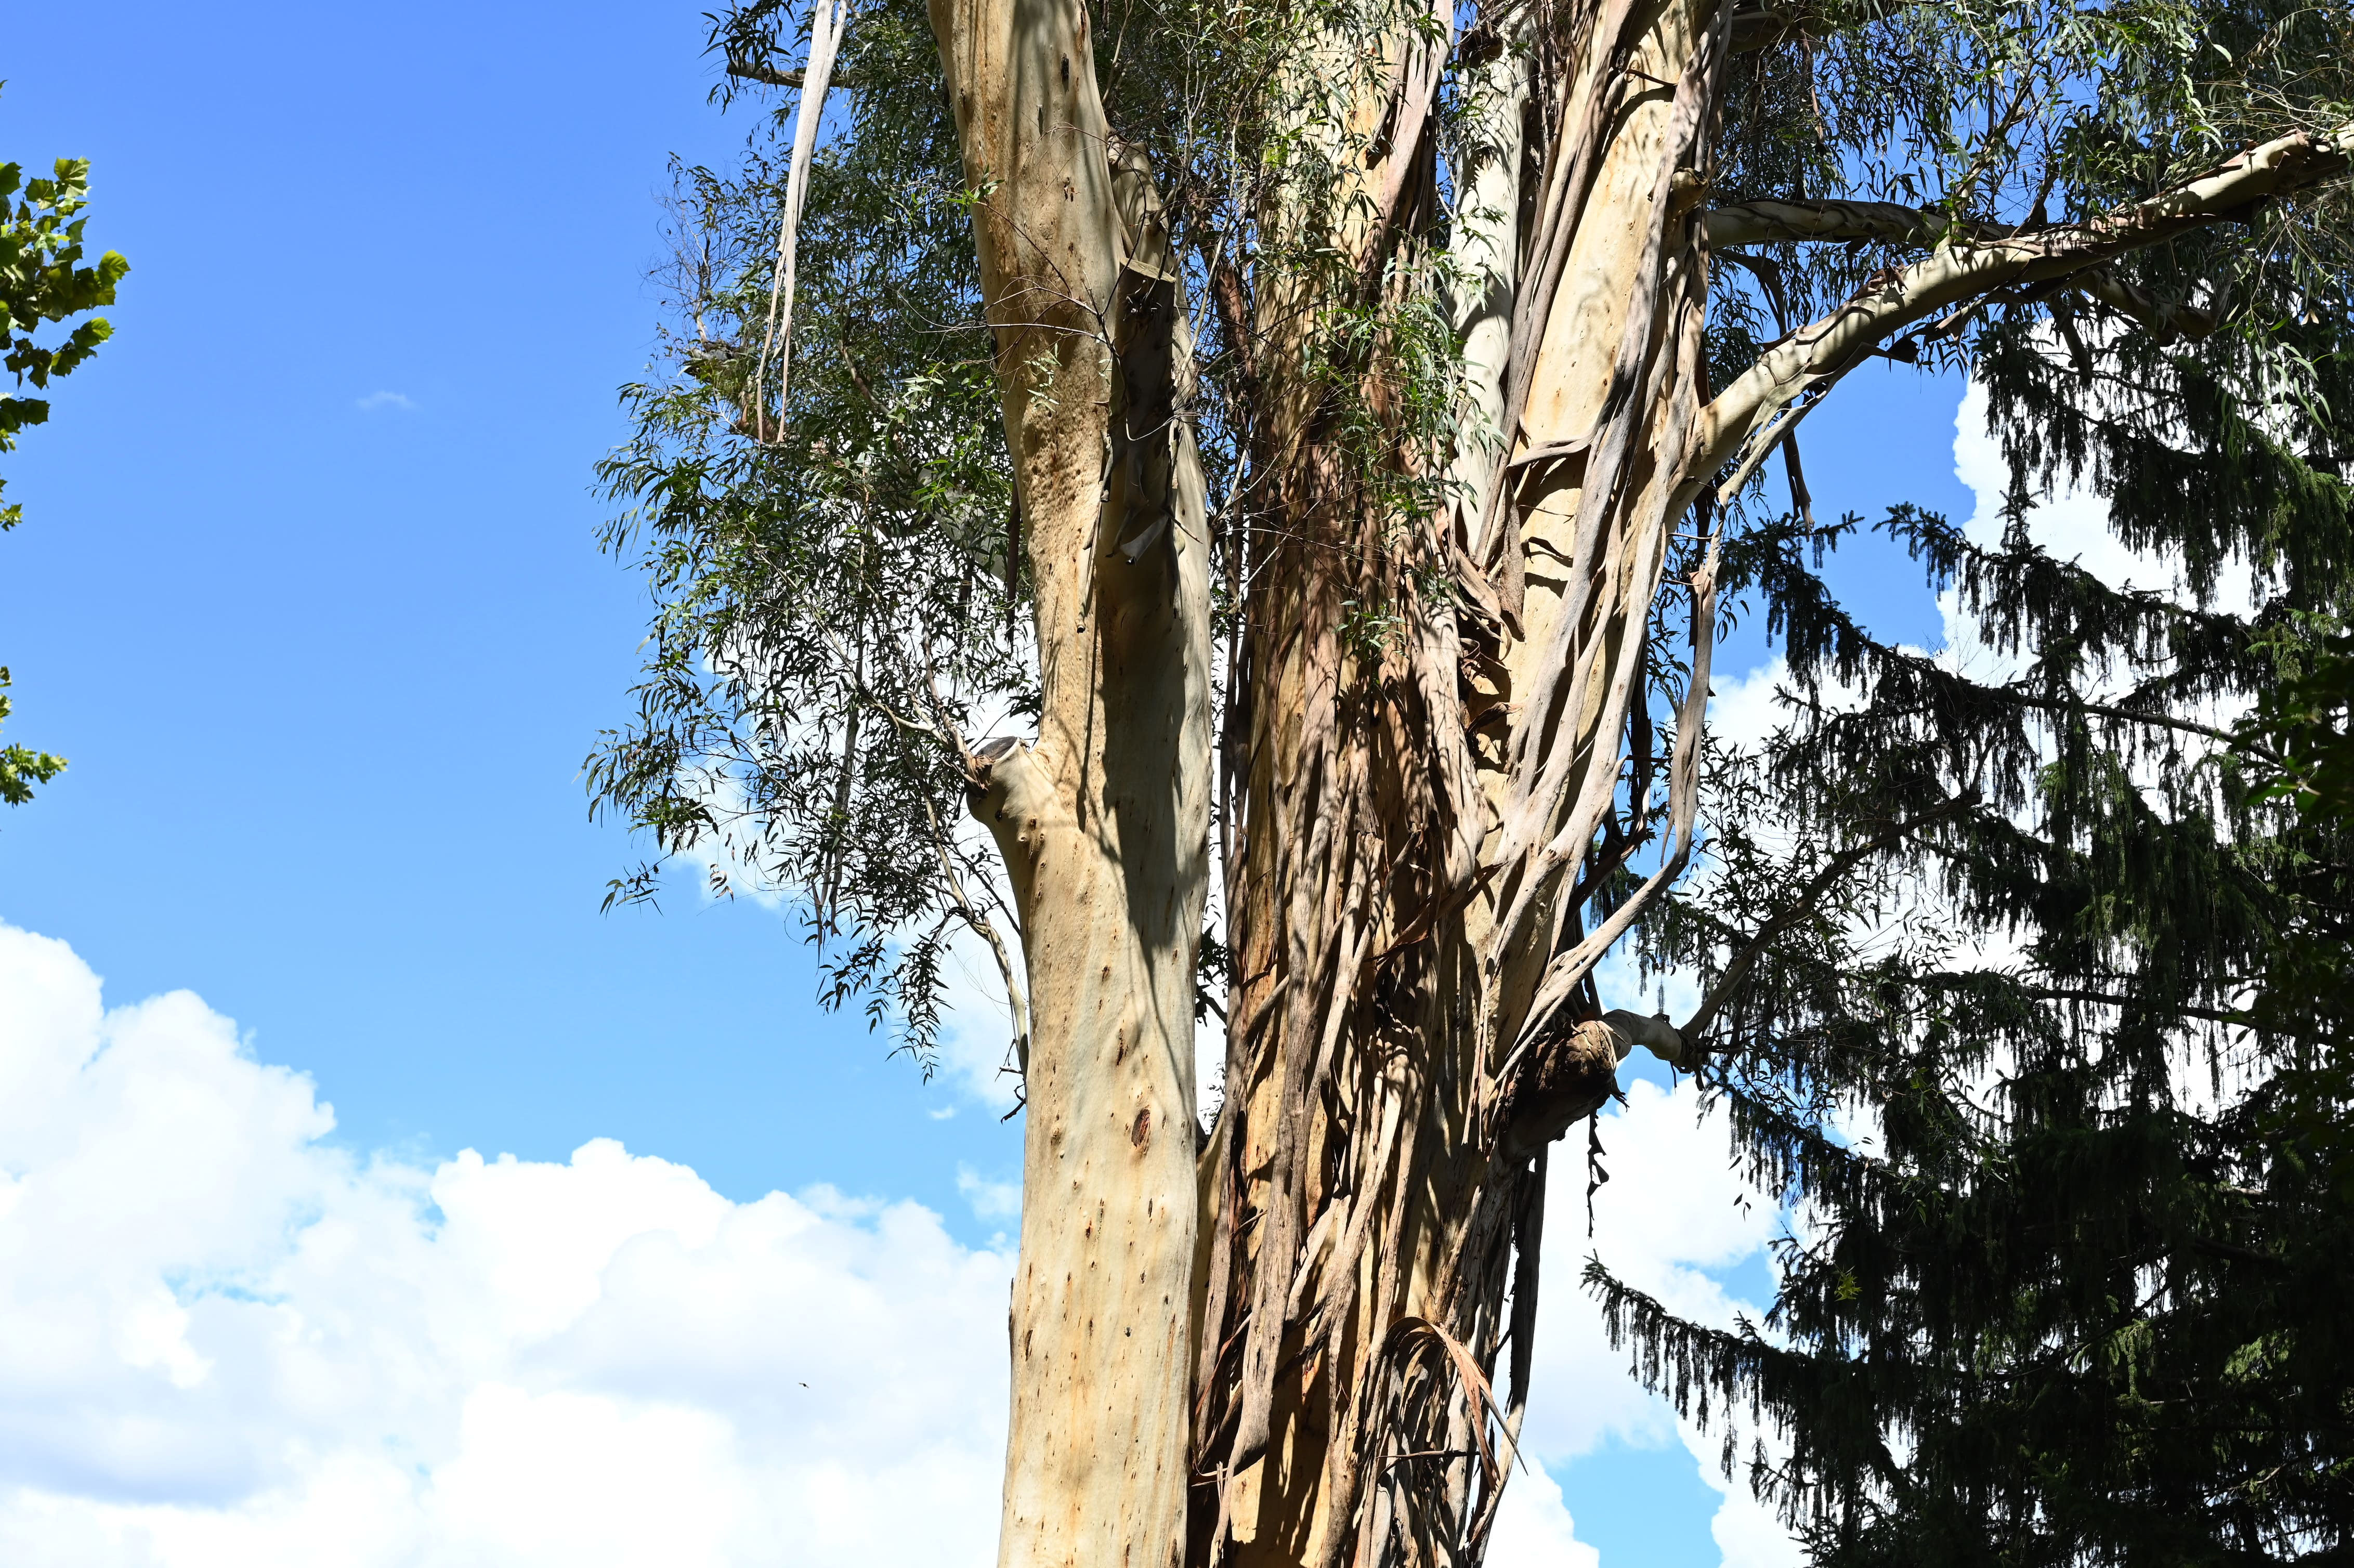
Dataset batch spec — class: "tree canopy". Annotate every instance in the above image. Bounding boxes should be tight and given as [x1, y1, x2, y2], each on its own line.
[1587, 1, 2354, 1547]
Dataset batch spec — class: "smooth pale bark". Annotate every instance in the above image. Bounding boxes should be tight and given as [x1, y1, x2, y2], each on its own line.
[1479, 0, 1714, 1034]
[1690, 116, 2354, 509]
[930, 0, 1214, 1563]
[1447, 28, 1532, 556]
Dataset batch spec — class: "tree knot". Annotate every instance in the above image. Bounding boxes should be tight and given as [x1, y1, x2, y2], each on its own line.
[1495, 1017, 1625, 1159]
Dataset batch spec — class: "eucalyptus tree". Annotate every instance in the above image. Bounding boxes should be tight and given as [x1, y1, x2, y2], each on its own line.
[591, 0, 2353, 1557]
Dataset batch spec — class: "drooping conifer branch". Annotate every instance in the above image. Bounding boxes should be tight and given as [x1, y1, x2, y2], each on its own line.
[1679, 787, 1983, 1046]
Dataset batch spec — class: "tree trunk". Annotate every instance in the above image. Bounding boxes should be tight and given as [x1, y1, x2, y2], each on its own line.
[1192, 0, 1721, 1560]
[931, 2, 1214, 1563]
[933, 0, 1714, 1555]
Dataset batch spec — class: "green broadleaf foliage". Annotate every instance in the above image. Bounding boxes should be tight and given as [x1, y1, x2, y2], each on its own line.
[588, 2, 1032, 1070]
[2, 143, 129, 529]
[2, 93, 125, 807]
[0, 669, 65, 807]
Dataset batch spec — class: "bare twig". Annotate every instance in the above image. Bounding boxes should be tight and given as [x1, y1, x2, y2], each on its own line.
[1681, 788, 1983, 1044]
[727, 60, 869, 88]
[920, 786, 1033, 1077]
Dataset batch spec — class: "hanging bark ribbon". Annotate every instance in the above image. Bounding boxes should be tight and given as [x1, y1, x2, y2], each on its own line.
[749, 0, 847, 440]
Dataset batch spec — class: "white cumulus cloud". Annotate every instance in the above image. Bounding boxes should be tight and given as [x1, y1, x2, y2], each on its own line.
[1515, 1077, 1804, 1568]
[0, 922, 1010, 1567]
[0, 915, 1802, 1567]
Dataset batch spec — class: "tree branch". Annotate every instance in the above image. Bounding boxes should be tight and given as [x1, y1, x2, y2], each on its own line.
[1680, 788, 1983, 1046]
[1705, 200, 2234, 342]
[1692, 120, 2353, 502]
[2018, 986, 2328, 1044]
[2076, 266, 2225, 342]
[1703, 199, 2010, 249]
[920, 785, 1032, 1076]
[1982, 683, 2270, 756]
[2024, 986, 2248, 1030]
[727, 58, 798, 86]
[1834, 638, 2282, 757]
[726, 59, 869, 89]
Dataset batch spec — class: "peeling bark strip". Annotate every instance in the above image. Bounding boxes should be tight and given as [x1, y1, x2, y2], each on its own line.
[930, 0, 1212, 1562]
[748, 0, 846, 438]
[908, 0, 2354, 1556]
[1186, 2, 1738, 1558]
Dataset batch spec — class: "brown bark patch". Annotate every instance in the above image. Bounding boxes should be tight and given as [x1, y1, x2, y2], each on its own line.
[1496, 1019, 1621, 1158]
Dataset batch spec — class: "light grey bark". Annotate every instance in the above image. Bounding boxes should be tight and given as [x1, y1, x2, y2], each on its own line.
[929, 0, 1214, 1562]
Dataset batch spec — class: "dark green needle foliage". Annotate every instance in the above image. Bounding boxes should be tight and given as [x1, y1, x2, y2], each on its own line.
[1588, 1, 2354, 1561]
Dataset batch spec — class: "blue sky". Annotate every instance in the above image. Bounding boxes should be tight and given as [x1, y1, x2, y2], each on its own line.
[0, 6, 1980, 1562]
[1, 0, 1021, 1214]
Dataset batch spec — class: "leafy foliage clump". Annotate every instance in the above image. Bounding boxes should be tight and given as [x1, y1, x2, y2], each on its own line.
[589, 0, 1038, 1066]
[2, 145, 126, 531]
[3, 109, 127, 807]
[0, 669, 65, 806]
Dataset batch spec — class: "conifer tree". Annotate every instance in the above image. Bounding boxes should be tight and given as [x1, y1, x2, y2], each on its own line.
[590, 0, 2354, 1558]
[1597, 499, 2354, 1564]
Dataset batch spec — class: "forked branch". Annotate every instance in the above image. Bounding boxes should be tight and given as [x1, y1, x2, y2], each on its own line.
[1693, 119, 2354, 499]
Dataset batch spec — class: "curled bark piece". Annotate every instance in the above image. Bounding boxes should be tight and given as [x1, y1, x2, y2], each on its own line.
[1600, 1008, 1686, 1067]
